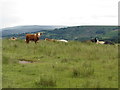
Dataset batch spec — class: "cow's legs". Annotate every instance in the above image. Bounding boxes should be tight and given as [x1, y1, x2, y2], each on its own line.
[26, 40, 29, 43]
[35, 41, 37, 44]
[35, 40, 39, 44]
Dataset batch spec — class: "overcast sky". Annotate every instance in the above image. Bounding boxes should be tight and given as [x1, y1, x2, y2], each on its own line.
[0, 0, 119, 29]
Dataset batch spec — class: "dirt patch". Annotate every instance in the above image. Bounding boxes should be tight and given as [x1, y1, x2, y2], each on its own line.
[19, 60, 33, 64]
[18, 58, 37, 64]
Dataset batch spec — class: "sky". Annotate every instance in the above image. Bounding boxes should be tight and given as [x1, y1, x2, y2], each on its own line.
[0, 0, 119, 29]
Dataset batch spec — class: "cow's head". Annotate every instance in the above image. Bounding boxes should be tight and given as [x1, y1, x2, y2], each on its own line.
[37, 32, 43, 37]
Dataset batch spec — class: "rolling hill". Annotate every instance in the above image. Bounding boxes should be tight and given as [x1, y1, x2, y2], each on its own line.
[1, 25, 64, 37]
[42, 26, 118, 42]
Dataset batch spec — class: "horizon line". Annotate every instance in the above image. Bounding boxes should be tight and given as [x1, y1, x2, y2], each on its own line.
[0, 24, 118, 29]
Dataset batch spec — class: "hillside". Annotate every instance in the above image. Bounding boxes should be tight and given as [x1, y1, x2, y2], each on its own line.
[1, 25, 63, 37]
[1, 25, 119, 43]
[42, 26, 118, 42]
[2, 39, 118, 88]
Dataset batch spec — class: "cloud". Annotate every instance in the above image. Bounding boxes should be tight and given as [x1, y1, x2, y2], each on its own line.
[0, 0, 119, 28]
[0, 0, 20, 28]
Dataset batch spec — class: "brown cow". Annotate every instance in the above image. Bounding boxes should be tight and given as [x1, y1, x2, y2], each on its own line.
[9, 37, 17, 40]
[45, 38, 56, 42]
[26, 32, 42, 44]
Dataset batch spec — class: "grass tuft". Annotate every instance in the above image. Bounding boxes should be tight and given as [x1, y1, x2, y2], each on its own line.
[35, 75, 56, 87]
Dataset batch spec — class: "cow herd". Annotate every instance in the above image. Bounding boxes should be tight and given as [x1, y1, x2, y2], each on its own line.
[9, 32, 115, 45]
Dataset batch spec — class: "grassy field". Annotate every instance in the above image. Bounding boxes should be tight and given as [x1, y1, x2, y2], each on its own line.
[2, 39, 118, 88]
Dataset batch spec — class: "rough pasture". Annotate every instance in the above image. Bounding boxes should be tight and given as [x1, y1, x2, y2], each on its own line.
[2, 39, 118, 88]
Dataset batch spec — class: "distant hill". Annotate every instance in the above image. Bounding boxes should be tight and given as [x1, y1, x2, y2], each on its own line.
[1, 25, 119, 43]
[42, 26, 118, 43]
[1, 25, 64, 37]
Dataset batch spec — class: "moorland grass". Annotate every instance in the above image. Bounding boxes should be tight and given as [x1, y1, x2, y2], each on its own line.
[2, 39, 118, 88]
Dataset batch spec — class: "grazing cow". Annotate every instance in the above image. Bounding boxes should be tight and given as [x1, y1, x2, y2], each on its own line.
[26, 32, 42, 44]
[45, 38, 56, 42]
[9, 37, 17, 40]
[57, 39, 68, 43]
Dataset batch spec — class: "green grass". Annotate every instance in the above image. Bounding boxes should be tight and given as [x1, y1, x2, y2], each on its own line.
[2, 39, 118, 88]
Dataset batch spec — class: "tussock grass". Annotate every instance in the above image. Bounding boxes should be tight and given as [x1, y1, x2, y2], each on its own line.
[2, 39, 118, 88]
[71, 62, 94, 78]
[35, 75, 56, 87]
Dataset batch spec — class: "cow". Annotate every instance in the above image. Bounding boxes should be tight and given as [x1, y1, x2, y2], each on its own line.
[45, 38, 56, 42]
[57, 39, 68, 43]
[104, 41, 114, 45]
[25, 32, 42, 44]
[95, 38, 105, 44]
[93, 38, 114, 45]
[9, 37, 17, 40]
